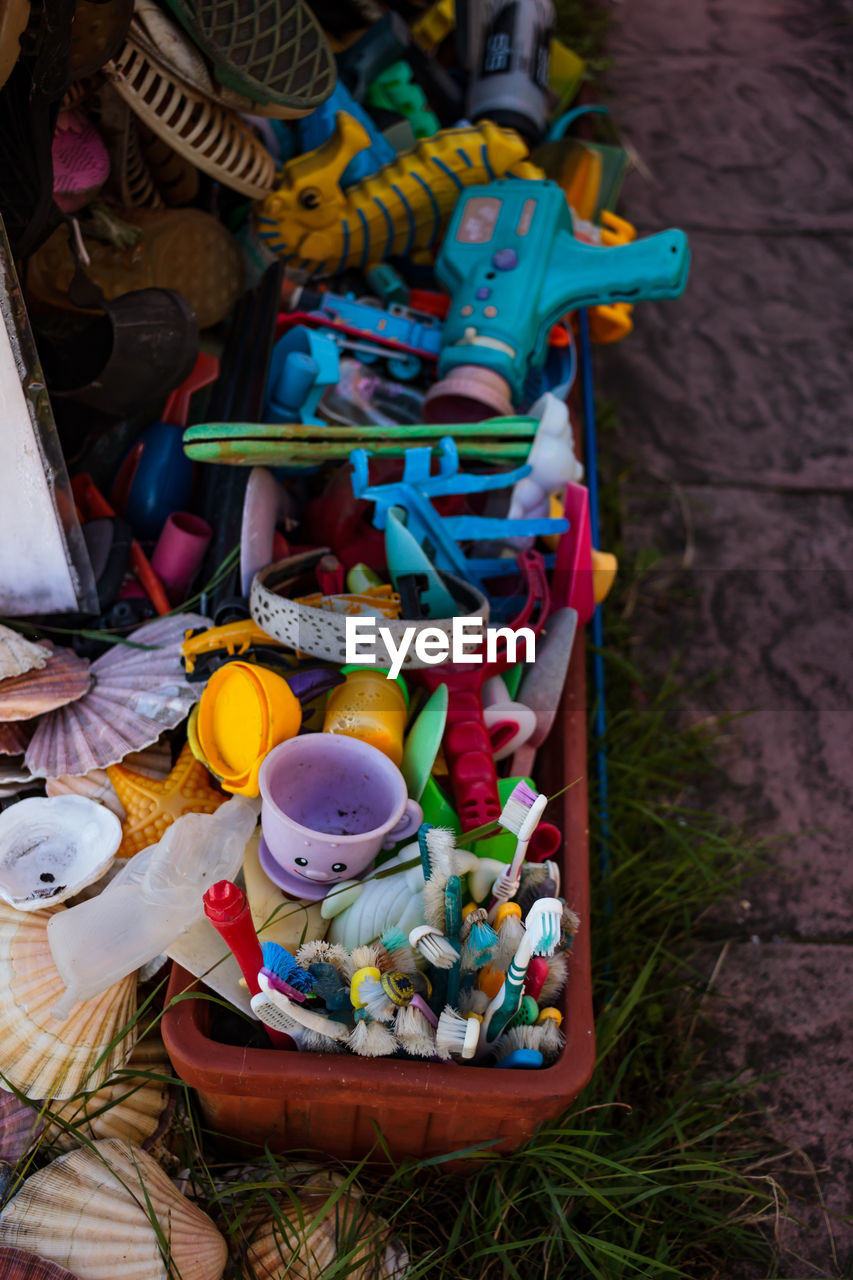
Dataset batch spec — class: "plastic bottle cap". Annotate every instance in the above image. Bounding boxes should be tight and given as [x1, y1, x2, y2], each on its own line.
[495, 901, 522, 927]
[203, 880, 246, 922]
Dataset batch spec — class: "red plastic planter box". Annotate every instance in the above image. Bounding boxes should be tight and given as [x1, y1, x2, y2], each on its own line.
[162, 636, 594, 1164]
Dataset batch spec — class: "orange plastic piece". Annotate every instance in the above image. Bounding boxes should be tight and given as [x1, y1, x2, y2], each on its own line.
[107, 740, 226, 858]
[181, 619, 288, 674]
[71, 473, 171, 616]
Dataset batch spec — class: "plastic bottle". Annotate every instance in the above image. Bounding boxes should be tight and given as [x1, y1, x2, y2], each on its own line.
[322, 665, 409, 765]
[466, 0, 555, 146]
[47, 795, 259, 1020]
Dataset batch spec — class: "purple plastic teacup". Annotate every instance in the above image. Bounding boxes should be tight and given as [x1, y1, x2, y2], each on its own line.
[258, 734, 423, 900]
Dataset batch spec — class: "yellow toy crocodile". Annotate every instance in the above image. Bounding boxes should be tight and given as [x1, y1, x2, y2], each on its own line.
[255, 111, 542, 277]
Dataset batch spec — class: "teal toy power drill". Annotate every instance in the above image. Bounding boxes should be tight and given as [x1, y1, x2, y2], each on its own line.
[424, 179, 690, 421]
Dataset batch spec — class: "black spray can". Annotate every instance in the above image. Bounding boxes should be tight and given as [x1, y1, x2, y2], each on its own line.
[465, 0, 554, 146]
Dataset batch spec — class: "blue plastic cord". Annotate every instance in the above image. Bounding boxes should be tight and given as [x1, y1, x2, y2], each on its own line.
[577, 308, 612, 896]
[546, 104, 611, 143]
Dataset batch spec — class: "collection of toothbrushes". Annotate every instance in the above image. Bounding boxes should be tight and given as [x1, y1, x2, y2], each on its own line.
[204, 783, 577, 1070]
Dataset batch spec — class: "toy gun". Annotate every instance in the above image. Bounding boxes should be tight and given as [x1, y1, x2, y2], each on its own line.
[424, 179, 690, 421]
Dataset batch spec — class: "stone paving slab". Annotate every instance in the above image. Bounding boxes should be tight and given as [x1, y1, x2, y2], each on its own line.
[697, 941, 853, 1277]
[597, 230, 853, 489]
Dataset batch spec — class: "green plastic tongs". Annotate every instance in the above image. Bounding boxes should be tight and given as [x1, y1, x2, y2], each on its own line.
[182, 417, 540, 468]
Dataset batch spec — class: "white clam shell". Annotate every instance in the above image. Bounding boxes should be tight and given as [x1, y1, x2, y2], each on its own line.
[0, 796, 121, 910]
[0, 625, 49, 681]
[0, 1138, 228, 1280]
[0, 902, 137, 1099]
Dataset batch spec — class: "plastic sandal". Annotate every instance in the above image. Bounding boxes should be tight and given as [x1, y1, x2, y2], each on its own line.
[103, 11, 275, 198]
[160, 0, 335, 118]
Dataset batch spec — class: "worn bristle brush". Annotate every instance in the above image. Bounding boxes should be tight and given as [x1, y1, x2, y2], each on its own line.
[539, 952, 568, 1005]
[561, 904, 581, 949]
[353, 969, 396, 1022]
[488, 782, 549, 918]
[342, 942, 383, 982]
[348, 1009, 399, 1057]
[380, 926, 418, 975]
[491, 1025, 545, 1069]
[458, 987, 490, 1017]
[516, 864, 559, 917]
[477, 897, 563, 1053]
[251, 972, 351, 1045]
[296, 939, 350, 975]
[421, 827, 458, 931]
[395, 995, 438, 1058]
[493, 901, 525, 970]
[307, 962, 352, 1012]
[409, 924, 460, 969]
[536, 1008, 565, 1061]
[260, 941, 316, 1002]
[459, 908, 498, 971]
[435, 1006, 482, 1060]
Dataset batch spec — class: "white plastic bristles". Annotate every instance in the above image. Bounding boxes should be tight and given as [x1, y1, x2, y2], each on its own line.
[358, 975, 396, 1022]
[435, 1006, 481, 1060]
[395, 999, 437, 1057]
[348, 1017, 398, 1057]
[489, 783, 549, 915]
[252, 972, 350, 1042]
[409, 924, 460, 970]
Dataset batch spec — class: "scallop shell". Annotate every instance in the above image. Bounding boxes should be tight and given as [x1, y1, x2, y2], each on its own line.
[46, 771, 125, 821]
[26, 616, 210, 779]
[0, 1093, 45, 1162]
[0, 625, 50, 681]
[0, 796, 121, 910]
[0, 902, 137, 1099]
[241, 1171, 409, 1280]
[0, 1138, 228, 1280]
[0, 723, 31, 756]
[45, 1035, 172, 1151]
[0, 1247, 82, 1279]
[0, 644, 91, 722]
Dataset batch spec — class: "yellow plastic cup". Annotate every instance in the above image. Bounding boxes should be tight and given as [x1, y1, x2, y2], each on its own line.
[322, 665, 409, 766]
[196, 661, 301, 797]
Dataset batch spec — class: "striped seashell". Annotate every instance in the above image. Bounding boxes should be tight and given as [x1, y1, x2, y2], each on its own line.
[0, 902, 137, 1100]
[0, 1247, 82, 1279]
[0, 723, 30, 756]
[0, 1093, 45, 1163]
[44, 1035, 172, 1151]
[241, 1171, 409, 1280]
[26, 615, 210, 779]
[46, 770, 125, 821]
[0, 1138, 227, 1280]
[0, 626, 49, 681]
[0, 645, 91, 722]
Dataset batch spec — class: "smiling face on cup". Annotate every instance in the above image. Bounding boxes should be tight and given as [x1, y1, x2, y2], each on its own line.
[258, 734, 423, 889]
